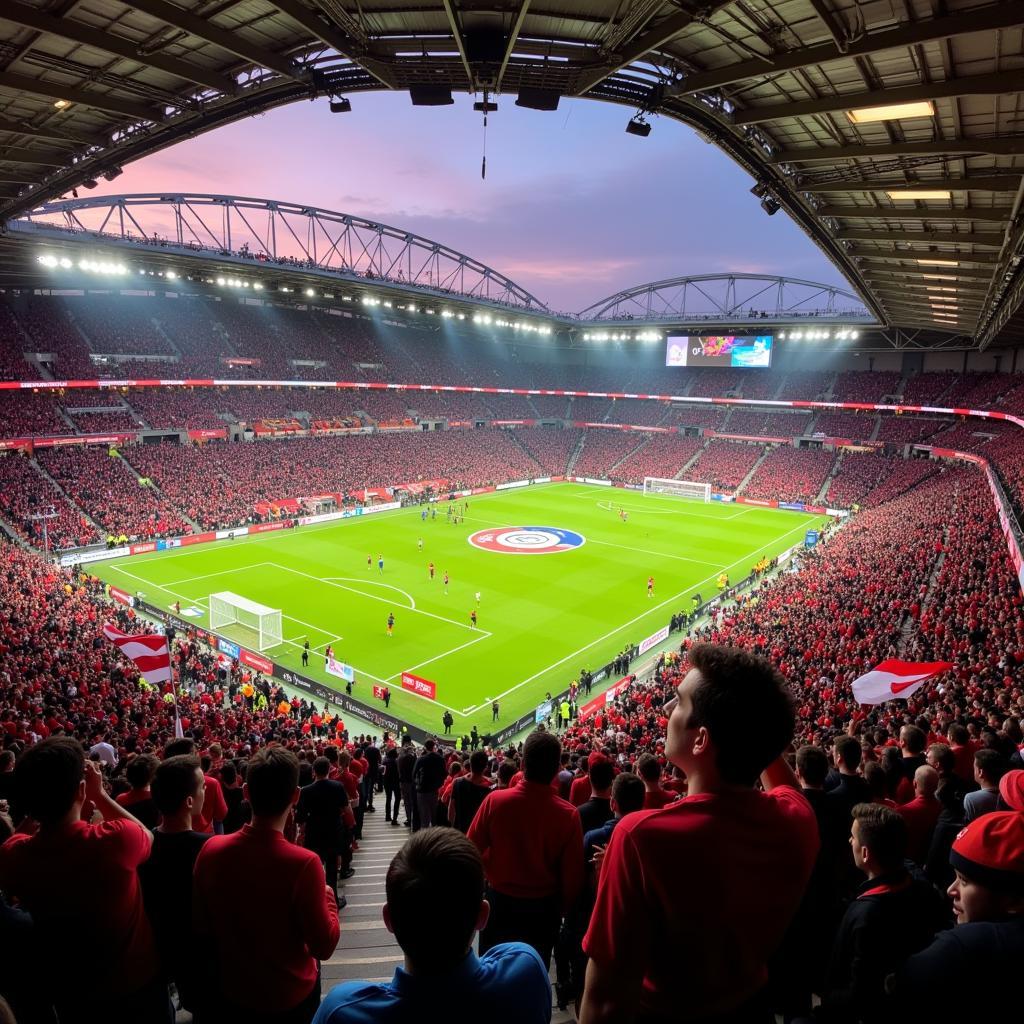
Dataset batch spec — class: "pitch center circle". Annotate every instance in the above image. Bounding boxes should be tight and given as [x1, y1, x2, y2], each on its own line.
[468, 525, 586, 555]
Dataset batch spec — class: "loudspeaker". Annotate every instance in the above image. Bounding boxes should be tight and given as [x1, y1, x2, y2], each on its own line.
[516, 88, 560, 111]
[410, 85, 454, 106]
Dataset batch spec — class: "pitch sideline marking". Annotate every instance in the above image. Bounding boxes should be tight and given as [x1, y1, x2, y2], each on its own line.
[323, 577, 417, 610]
[458, 513, 818, 715]
[161, 562, 276, 587]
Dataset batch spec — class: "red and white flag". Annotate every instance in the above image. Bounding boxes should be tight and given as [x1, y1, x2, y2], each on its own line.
[102, 623, 172, 687]
[851, 658, 953, 706]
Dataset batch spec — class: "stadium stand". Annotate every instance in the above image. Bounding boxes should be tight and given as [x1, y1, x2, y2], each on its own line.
[613, 433, 704, 484]
[0, 453, 99, 548]
[743, 446, 836, 503]
[685, 438, 764, 491]
[571, 429, 646, 480]
[515, 428, 581, 476]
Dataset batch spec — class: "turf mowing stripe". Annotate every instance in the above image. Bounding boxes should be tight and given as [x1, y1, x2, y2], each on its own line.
[461, 513, 819, 714]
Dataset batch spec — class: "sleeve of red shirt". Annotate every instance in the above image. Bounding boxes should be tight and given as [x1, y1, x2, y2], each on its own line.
[205, 776, 228, 823]
[293, 854, 340, 960]
[582, 821, 649, 980]
[466, 794, 491, 856]
[103, 817, 153, 866]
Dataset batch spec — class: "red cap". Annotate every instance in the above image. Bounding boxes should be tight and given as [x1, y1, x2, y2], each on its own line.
[999, 769, 1024, 812]
[949, 812, 1024, 891]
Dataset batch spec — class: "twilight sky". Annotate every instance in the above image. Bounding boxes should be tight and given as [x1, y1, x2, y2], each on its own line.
[85, 92, 847, 312]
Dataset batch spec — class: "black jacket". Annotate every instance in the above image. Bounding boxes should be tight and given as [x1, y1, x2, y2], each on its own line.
[819, 867, 948, 1024]
[413, 750, 446, 793]
[296, 778, 350, 848]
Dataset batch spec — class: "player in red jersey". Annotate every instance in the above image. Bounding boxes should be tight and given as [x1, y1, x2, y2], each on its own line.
[647, 576, 655, 599]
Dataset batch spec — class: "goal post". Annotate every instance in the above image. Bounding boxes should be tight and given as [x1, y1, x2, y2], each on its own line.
[209, 591, 283, 651]
[643, 477, 712, 502]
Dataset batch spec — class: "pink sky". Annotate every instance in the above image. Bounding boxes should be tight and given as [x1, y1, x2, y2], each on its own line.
[82, 92, 847, 312]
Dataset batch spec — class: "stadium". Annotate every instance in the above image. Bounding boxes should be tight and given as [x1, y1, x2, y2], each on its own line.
[1, 3, 1023, 1024]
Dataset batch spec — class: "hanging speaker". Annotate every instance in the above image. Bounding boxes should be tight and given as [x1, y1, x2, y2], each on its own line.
[516, 88, 560, 111]
[410, 85, 454, 106]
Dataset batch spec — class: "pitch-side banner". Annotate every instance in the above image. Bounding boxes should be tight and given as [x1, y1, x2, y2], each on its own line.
[401, 671, 437, 700]
[638, 624, 671, 656]
[326, 656, 355, 683]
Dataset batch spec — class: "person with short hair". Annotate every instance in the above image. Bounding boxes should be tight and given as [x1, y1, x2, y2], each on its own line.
[0, 737, 170, 1024]
[964, 748, 1006, 822]
[636, 753, 674, 810]
[468, 729, 583, 967]
[296, 756, 353, 907]
[579, 643, 819, 1024]
[449, 749, 493, 833]
[139, 754, 210, 1016]
[413, 739, 446, 831]
[577, 759, 615, 836]
[117, 753, 160, 829]
[193, 746, 340, 1023]
[887, 805, 1024, 1022]
[897, 764, 941, 865]
[313, 829, 551, 1022]
[816, 803, 946, 1024]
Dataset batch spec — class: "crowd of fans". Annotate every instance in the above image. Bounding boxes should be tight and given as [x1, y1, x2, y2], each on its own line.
[686, 438, 763, 491]
[570, 430, 647, 480]
[812, 412, 878, 440]
[1, 452, 1022, 1022]
[744, 446, 837, 503]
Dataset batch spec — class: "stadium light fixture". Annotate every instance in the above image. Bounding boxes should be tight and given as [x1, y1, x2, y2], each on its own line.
[59, 257, 71, 268]
[886, 190, 951, 201]
[926, 286, 957, 293]
[922, 273, 959, 280]
[53, 99, 71, 109]
[305, 288, 315, 297]
[626, 117, 652, 137]
[166, 270, 177, 280]
[36, 254, 57, 267]
[760, 197, 781, 216]
[329, 98, 352, 114]
[253, 282, 262, 291]
[846, 101, 934, 124]
[216, 277, 226, 285]
[917, 258, 958, 267]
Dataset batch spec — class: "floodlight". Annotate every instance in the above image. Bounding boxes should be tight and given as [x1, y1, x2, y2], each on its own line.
[886, 190, 951, 200]
[329, 98, 352, 114]
[846, 101, 934, 124]
[626, 117, 651, 137]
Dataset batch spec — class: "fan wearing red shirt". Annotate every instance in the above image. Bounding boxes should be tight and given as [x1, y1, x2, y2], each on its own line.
[468, 729, 584, 968]
[0, 737, 170, 1024]
[580, 644, 819, 1024]
[636, 753, 675, 810]
[193, 745, 341, 1023]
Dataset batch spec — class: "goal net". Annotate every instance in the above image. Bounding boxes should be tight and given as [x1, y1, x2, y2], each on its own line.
[643, 477, 711, 502]
[209, 591, 283, 651]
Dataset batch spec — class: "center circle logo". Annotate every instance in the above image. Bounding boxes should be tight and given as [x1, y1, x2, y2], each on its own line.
[468, 526, 586, 555]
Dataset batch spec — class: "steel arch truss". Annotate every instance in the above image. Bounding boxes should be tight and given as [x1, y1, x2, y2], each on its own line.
[578, 274, 872, 322]
[17, 193, 547, 310]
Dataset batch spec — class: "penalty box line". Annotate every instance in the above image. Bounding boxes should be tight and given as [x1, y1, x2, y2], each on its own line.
[109, 562, 475, 717]
[108, 563, 342, 652]
[460, 513, 818, 715]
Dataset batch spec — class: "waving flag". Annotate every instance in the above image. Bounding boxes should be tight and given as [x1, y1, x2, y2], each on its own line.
[102, 623, 172, 685]
[852, 658, 953, 706]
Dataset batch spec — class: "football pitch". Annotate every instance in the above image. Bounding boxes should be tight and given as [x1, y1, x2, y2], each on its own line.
[94, 483, 827, 735]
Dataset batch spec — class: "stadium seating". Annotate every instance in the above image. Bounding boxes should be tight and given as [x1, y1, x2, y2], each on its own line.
[515, 428, 581, 476]
[685, 438, 763, 491]
[743, 446, 836, 503]
[811, 411, 878, 440]
[831, 370, 903, 402]
[612, 433, 704, 484]
[0, 453, 98, 548]
[571, 429, 647, 479]
[725, 409, 812, 437]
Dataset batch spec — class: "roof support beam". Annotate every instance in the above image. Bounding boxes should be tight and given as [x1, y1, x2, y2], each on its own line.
[855, 264, 994, 281]
[0, 114, 104, 148]
[847, 248, 999, 264]
[271, 0, 398, 89]
[124, 0, 304, 82]
[0, 70, 158, 122]
[0, 145, 73, 166]
[836, 229, 1004, 246]
[0, 173, 42, 184]
[0, 2, 236, 95]
[497, 1, 531, 93]
[670, 4, 1024, 98]
[771, 139, 1024, 163]
[575, 3, 732, 96]
[735, 70, 1024, 126]
[868, 283, 988, 300]
[800, 175, 1022, 194]
[441, 0, 474, 89]
[821, 206, 1012, 223]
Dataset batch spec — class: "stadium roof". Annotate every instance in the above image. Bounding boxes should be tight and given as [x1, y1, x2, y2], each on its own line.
[1, 1, 1023, 348]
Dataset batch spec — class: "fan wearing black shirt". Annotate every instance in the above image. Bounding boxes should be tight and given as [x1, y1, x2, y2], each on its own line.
[448, 750, 493, 833]
[296, 757, 352, 907]
[138, 754, 211, 1016]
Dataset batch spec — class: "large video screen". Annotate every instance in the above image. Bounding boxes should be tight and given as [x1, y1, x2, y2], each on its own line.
[666, 334, 773, 368]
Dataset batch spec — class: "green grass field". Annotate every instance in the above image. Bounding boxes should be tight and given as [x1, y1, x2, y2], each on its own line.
[93, 483, 826, 734]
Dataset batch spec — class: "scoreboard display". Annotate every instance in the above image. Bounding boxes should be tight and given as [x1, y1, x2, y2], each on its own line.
[666, 334, 773, 368]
